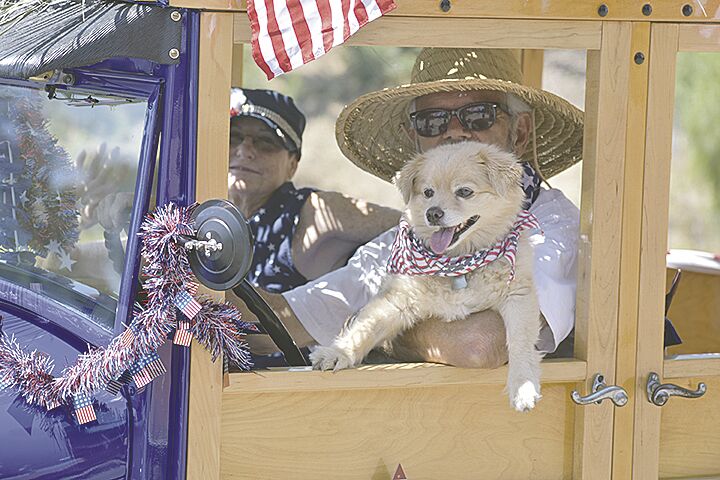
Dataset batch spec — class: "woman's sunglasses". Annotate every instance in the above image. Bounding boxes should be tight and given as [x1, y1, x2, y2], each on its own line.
[230, 131, 289, 154]
[409, 102, 510, 138]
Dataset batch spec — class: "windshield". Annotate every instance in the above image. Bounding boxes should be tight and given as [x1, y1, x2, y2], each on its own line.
[0, 83, 147, 329]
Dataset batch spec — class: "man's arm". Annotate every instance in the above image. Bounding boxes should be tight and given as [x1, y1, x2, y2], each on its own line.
[292, 191, 400, 280]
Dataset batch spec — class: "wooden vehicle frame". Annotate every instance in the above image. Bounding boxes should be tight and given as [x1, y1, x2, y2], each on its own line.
[179, 2, 720, 478]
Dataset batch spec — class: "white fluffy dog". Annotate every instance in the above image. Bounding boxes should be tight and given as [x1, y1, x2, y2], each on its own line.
[310, 142, 542, 411]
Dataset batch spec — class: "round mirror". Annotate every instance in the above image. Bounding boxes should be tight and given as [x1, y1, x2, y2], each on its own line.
[188, 199, 254, 291]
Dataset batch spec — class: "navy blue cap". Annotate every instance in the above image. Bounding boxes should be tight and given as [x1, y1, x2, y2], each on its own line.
[230, 88, 305, 154]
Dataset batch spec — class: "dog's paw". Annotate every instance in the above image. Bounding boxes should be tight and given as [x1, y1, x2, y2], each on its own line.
[509, 380, 542, 412]
[309, 346, 356, 372]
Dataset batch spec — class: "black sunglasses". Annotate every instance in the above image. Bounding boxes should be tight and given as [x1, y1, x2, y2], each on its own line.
[230, 130, 289, 154]
[409, 102, 510, 138]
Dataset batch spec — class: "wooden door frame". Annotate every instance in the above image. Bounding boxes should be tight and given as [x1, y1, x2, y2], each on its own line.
[187, 11, 234, 480]
[624, 22, 720, 479]
[572, 20, 632, 480]
[170, 0, 720, 23]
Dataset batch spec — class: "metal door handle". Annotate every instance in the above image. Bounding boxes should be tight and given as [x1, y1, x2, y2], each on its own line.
[571, 374, 629, 407]
[646, 372, 706, 406]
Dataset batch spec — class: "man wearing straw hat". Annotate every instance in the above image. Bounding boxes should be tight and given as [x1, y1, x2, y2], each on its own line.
[243, 48, 582, 367]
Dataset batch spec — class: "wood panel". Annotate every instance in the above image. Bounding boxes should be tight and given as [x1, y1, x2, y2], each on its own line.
[386, 1, 720, 22]
[174, 0, 720, 22]
[170, 0, 243, 10]
[659, 376, 720, 479]
[679, 24, 720, 51]
[664, 356, 720, 378]
[521, 50, 544, 89]
[232, 15, 602, 49]
[611, 21, 652, 480]
[222, 383, 576, 479]
[231, 43, 244, 87]
[631, 23, 679, 480]
[188, 11, 234, 480]
[665, 269, 720, 355]
[572, 21, 631, 480]
[226, 359, 586, 394]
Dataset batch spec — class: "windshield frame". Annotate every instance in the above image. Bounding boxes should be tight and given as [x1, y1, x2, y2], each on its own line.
[0, 68, 162, 344]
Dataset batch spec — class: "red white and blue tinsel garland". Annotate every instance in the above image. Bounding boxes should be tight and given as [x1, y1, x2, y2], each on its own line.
[0, 202, 256, 423]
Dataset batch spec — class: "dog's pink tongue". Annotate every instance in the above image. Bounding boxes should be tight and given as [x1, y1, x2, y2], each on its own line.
[430, 227, 455, 254]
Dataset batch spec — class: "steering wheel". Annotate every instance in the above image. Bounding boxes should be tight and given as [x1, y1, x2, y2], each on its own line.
[188, 200, 309, 367]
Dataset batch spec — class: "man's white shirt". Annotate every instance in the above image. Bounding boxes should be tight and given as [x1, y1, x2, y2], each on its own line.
[282, 188, 580, 353]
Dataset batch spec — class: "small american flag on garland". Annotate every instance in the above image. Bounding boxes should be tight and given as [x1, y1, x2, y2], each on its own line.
[246, 0, 397, 79]
[185, 282, 199, 296]
[173, 320, 193, 347]
[128, 358, 151, 389]
[143, 352, 166, 380]
[129, 351, 166, 389]
[118, 327, 135, 349]
[73, 393, 96, 425]
[106, 370, 133, 396]
[175, 290, 202, 320]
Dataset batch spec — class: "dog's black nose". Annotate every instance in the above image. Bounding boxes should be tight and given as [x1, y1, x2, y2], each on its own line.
[426, 207, 444, 224]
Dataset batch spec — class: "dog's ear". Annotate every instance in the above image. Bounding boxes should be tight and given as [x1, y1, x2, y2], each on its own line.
[483, 150, 523, 197]
[395, 154, 424, 204]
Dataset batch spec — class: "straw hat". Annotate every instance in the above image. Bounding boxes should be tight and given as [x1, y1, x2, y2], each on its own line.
[336, 48, 584, 182]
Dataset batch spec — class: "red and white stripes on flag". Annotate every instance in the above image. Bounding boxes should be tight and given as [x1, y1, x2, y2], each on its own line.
[175, 290, 202, 320]
[129, 351, 167, 389]
[73, 393, 97, 425]
[247, 0, 397, 79]
[173, 320, 193, 347]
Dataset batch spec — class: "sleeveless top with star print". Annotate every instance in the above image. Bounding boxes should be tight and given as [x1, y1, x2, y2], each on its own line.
[246, 182, 316, 293]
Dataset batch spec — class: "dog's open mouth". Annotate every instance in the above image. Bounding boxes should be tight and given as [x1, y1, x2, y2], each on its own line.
[429, 215, 479, 254]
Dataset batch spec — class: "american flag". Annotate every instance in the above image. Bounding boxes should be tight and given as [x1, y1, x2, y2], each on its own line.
[143, 351, 167, 380]
[106, 370, 133, 396]
[129, 351, 166, 388]
[128, 357, 151, 388]
[173, 320, 193, 347]
[247, 0, 397, 79]
[185, 282, 199, 296]
[117, 327, 135, 350]
[387, 211, 542, 282]
[175, 290, 202, 320]
[73, 393, 96, 425]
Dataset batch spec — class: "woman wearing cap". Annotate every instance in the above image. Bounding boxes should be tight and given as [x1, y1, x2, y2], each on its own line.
[228, 88, 400, 295]
[242, 49, 583, 365]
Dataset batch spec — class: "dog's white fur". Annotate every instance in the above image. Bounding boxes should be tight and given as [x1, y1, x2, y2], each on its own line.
[309, 142, 542, 411]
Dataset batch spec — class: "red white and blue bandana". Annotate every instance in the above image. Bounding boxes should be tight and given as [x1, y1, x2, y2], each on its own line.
[387, 210, 541, 281]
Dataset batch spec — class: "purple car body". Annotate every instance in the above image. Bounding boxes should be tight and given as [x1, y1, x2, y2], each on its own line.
[0, 10, 200, 479]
